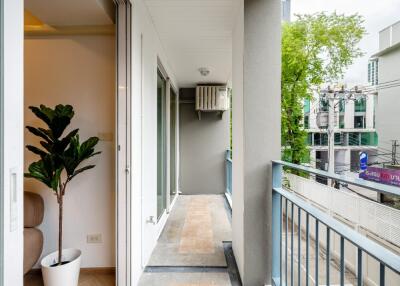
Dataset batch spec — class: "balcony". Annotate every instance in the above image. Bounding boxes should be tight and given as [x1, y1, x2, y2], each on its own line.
[271, 161, 400, 286]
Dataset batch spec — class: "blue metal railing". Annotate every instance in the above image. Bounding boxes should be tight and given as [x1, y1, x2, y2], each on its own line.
[226, 150, 232, 195]
[272, 160, 400, 286]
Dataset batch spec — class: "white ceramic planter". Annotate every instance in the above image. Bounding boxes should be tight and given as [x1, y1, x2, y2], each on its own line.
[41, 248, 81, 286]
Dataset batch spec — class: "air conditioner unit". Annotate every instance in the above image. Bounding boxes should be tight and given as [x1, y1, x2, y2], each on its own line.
[195, 86, 229, 112]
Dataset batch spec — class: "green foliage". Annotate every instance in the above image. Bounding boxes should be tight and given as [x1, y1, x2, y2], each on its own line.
[25, 104, 101, 193]
[281, 12, 365, 164]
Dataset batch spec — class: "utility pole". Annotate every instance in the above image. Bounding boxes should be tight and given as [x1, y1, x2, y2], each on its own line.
[327, 90, 336, 186]
[392, 140, 399, 165]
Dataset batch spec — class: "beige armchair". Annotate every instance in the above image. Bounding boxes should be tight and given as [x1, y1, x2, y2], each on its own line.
[24, 192, 44, 274]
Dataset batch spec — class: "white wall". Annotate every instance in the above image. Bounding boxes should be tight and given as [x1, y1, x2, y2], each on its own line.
[376, 50, 400, 148]
[2, 0, 24, 284]
[231, 0, 245, 277]
[130, 0, 179, 283]
[24, 35, 116, 268]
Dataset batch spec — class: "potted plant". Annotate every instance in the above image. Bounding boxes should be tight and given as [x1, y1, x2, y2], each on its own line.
[25, 104, 101, 286]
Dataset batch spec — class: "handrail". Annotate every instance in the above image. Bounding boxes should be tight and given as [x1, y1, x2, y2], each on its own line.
[274, 187, 400, 273]
[271, 160, 400, 286]
[273, 160, 400, 196]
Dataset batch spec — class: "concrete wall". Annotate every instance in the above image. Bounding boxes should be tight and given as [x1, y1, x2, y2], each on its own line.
[2, 0, 24, 284]
[232, 0, 281, 284]
[24, 35, 116, 268]
[376, 49, 400, 149]
[179, 88, 230, 195]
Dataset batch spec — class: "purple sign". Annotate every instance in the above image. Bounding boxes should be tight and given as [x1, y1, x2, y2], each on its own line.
[359, 167, 400, 187]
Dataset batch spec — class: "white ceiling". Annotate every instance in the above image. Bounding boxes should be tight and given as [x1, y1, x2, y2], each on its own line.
[25, 0, 114, 26]
[145, 0, 236, 87]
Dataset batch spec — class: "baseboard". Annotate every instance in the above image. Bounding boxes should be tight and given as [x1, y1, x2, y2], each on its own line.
[26, 267, 116, 275]
[80, 267, 116, 275]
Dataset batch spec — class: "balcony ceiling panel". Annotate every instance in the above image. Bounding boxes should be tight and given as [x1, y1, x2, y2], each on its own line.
[25, 0, 114, 26]
[145, 0, 235, 87]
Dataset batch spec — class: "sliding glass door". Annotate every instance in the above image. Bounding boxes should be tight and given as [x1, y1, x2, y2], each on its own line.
[157, 70, 167, 219]
[0, 0, 4, 282]
[170, 88, 177, 199]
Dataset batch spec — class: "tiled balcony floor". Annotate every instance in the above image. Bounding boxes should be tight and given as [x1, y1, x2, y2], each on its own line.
[139, 195, 239, 286]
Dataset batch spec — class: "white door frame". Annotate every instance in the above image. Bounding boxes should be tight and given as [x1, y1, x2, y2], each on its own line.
[0, 0, 5, 283]
[115, 0, 132, 285]
[1, 0, 24, 285]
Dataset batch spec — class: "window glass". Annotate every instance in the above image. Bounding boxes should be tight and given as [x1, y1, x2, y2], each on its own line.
[354, 97, 366, 112]
[339, 115, 345, 129]
[349, 132, 360, 146]
[157, 70, 167, 219]
[354, 115, 366, 129]
[304, 99, 310, 113]
[170, 88, 177, 199]
[304, 115, 310, 129]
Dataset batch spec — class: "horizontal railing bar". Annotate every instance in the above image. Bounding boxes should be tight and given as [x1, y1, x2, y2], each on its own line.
[273, 187, 400, 274]
[272, 160, 400, 196]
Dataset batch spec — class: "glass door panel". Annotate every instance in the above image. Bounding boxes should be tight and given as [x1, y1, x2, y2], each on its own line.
[157, 70, 167, 219]
[170, 88, 177, 199]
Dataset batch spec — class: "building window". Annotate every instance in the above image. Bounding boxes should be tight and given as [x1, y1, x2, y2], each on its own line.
[368, 59, 379, 86]
[319, 98, 329, 112]
[349, 132, 360, 146]
[304, 115, 310, 129]
[354, 115, 366, 129]
[339, 115, 345, 129]
[314, 133, 328, 146]
[339, 99, 345, 113]
[307, 133, 313, 146]
[354, 97, 366, 112]
[361, 132, 378, 146]
[304, 99, 310, 113]
[334, 133, 343, 145]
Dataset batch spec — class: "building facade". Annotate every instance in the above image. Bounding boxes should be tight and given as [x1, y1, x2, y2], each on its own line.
[281, 0, 291, 22]
[371, 20, 400, 165]
[304, 89, 379, 173]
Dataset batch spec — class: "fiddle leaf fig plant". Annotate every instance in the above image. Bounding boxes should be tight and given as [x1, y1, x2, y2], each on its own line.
[25, 104, 101, 266]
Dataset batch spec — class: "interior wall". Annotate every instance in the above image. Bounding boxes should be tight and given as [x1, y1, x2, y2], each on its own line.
[179, 88, 230, 195]
[130, 0, 179, 283]
[24, 35, 115, 268]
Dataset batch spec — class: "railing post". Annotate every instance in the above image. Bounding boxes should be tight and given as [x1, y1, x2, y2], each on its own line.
[272, 162, 282, 286]
[225, 150, 232, 194]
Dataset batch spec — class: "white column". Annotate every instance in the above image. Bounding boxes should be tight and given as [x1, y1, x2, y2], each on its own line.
[2, 0, 24, 285]
[345, 99, 355, 129]
[232, 0, 281, 284]
[366, 93, 375, 129]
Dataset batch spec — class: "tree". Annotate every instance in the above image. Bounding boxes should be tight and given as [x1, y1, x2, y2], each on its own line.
[281, 12, 365, 164]
[25, 104, 101, 265]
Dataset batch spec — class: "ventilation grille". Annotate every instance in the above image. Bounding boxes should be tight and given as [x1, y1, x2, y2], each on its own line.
[195, 86, 229, 111]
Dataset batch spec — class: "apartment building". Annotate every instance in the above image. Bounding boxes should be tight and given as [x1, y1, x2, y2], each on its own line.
[305, 89, 379, 173]
[371, 20, 400, 164]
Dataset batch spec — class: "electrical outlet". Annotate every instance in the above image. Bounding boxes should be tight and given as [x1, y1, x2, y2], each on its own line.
[87, 234, 102, 244]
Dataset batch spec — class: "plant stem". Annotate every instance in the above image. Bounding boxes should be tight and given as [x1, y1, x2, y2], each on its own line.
[58, 194, 63, 265]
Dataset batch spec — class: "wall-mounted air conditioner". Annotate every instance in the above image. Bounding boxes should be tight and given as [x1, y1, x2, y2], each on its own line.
[195, 86, 229, 119]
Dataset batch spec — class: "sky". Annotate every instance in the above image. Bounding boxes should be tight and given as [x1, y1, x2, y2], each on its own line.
[291, 0, 400, 86]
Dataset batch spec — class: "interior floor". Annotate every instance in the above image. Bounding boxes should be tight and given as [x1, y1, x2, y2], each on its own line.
[139, 195, 239, 286]
[24, 270, 115, 286]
